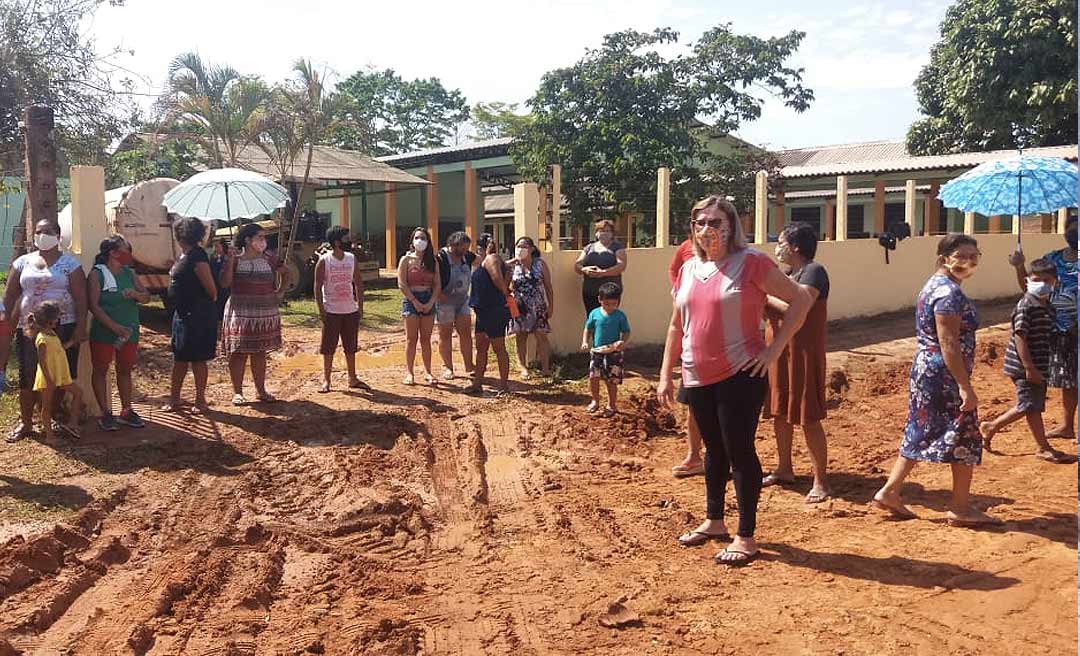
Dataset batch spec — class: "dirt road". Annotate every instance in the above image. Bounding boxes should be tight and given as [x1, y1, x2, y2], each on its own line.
[0, 300, 1075, 655]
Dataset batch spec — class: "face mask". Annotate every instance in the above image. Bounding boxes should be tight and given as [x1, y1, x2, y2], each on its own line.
[516, 246, 531, 260]
[114, 250, 134, 266]
[34, 233, 59, 251]
[1027, 280, 1052, 297]
[413, 238, 428, 253]
[249, 238, 267, 254]
[1066, 230, 1077, 251]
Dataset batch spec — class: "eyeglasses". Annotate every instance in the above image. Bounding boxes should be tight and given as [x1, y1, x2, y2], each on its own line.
[691, 218, 725, 229]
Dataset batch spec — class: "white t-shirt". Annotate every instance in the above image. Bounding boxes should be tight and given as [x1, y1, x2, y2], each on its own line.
[320, 251, 359, 315]
[12, 251, 82, 328]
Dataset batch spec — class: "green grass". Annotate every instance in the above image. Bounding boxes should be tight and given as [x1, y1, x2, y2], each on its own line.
[281, 288, 401, 330]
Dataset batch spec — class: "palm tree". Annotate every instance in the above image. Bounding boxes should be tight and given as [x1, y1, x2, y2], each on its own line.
[164, 52, 269, 168]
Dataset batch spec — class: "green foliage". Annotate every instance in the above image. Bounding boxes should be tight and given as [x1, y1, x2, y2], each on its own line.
[0, 0, 136, 170]
[106, 137, 198, 187]
[333, 68, 469, 155]
[470, 102, 533, 140]
[510, 26, 811, 229]
[906, 0, 1078, 155]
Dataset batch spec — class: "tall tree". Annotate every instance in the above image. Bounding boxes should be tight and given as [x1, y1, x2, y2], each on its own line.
[0, 0, 137, 171]
[511, 26, 811, 229]
[906, 0, 1077, 155]
[106, 136, 198, 186]
[470, 102, 533, 140]
[333, 68, 468, 155]
[162, 52, 269, 167]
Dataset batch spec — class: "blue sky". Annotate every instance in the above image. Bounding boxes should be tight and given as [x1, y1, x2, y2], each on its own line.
[90, 0, 952, 151]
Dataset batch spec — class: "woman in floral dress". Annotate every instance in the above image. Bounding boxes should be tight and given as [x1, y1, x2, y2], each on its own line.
[872, 234, 1001, 527]
[220, 223, 288, 405]
[508, 236, 554, 378]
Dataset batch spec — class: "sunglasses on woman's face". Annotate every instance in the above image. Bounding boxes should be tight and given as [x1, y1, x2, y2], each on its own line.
[691, 218, 725, 229]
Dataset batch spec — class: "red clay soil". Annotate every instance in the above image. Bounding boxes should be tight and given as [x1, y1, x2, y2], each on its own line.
[0, 301, 1075, 655]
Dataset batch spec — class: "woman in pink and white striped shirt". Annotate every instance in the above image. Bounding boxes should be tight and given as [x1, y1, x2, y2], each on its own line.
[658, 196, 811, 567]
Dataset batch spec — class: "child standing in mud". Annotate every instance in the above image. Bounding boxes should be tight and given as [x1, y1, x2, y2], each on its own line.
[29, 301, 82, 441]
[980, 257, 1075, 464]
[582, 282, 630, 417]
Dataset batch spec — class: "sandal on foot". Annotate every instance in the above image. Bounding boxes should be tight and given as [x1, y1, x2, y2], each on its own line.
[441, 369, 455, 381]
[672, 463, 705, 478]
[231, 394, 247, 406]
[255, 392, 279, 403]
[1035, 448, 1077, 464]
[762, 473, 795, 488]
[599, 407, 616, 418]
[805, 488, 832, 504]
[317, 383, 331, 393]
[870, 497, 917, 520]
[348, 379, 369, 390]
[678, 530, 731, 547]
[403, 375, 415, 386]
[714, 548, 759, 567]
[585, 401, 599, 414]
[6, 424, 31, 443]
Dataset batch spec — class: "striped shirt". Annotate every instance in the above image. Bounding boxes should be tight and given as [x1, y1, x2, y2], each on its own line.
[673, 249, 775, 387]
[1003, 294, 1056, 380]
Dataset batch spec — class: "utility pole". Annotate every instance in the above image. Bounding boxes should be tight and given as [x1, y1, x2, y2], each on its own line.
[22, 106, 59, 248]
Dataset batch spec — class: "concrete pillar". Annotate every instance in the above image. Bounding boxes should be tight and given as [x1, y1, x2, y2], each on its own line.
[835, 176, 848, 241]
[904, 179, 916, 234]
[772, 186, 785, 235]
[425, 165, 439, 242]
[384, 183, 397, 267]
[754, 171, 768, 244]
[338, 196, 349, 228]
[824, 200, 835, 241]
[873, 179, 886, 234]
[1011, 215, 1020, 235]
[513, 182, 540, 243]
[69, 166, 107, 415]
[964, 211, 975, 235]
[656, 166, 670, 247]
[989, 215, 1002, 233]
[1057, 207, 1069, 234]
[464, 162, 478, 242]
[550, 164, 562, 251]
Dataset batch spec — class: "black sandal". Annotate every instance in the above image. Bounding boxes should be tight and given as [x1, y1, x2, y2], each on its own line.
[714, 548, 759, 567]
[678, 530, 731, 547]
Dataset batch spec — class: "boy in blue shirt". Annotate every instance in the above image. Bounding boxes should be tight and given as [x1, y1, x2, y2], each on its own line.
[582, 282, 631, 417]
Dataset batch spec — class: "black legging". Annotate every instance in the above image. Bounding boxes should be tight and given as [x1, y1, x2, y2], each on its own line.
[685, 371, 767, 537]
[582, 289, 601, 316]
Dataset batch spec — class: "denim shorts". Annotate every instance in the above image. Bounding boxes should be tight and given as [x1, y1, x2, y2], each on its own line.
[402, 290, 434, 318]
[436, 297, 471, 325]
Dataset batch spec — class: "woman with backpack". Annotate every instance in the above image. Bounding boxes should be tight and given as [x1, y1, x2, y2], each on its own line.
[436, 231, 478, 380]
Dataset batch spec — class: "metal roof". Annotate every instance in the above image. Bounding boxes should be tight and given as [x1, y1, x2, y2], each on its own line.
[374, 138, 514, 168]
[780, 143, 1079, 179]
[124, 133, 429, 187]
[777, 140, 909, 168]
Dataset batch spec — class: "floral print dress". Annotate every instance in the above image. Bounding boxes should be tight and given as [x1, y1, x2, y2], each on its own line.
[508, 259, 551, 334]
[901, 274, 981, 465]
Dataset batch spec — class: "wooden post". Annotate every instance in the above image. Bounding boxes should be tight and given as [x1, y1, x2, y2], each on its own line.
[426, 165, 439, 243]
[754, 171, 767, 244]
[925, 180, 940, 235]
[656, 166, 670, 247]
[964, 211, 975, 234]
[873, 179, 886, 234]
[772, 186, 785, 236]
[464, 162, 478, 242]
[824, 200, 835, 241]
[549, 164, 561, 251]
[384, 183, 397, 268]
[23, 106, 59, 235]
[904, 179, 916, 235]
[1058, 208, 1069, 234]
[338, 196, 349, 228]
[835, 176, 848, 241]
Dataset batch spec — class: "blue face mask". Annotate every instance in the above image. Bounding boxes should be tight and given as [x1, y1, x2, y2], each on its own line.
[1027, 280, 1052, 297]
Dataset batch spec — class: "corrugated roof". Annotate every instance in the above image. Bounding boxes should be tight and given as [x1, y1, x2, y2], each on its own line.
[777, 140, 909, 168]
[780, 144, 1078, 179]
[126, 133, 429, 187]
[375, 138, 514, 168]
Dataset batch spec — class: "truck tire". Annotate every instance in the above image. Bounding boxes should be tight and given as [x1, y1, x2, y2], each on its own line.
[284, 253, 313, 299]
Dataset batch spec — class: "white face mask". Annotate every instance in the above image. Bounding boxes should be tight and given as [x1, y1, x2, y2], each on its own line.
[1027, 280, 1052, 297]
[34, 233, 60, 251]
[412, 238, 428, 253]
[516, 246, 531, 260]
